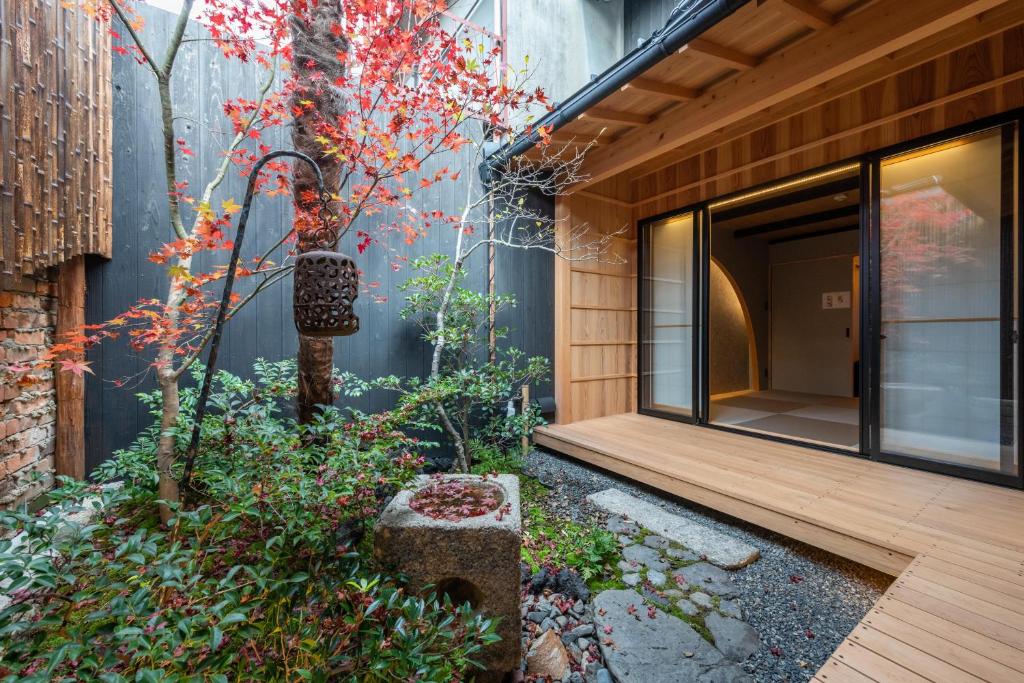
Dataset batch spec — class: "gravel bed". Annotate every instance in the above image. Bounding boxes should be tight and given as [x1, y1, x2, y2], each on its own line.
[525, 448, 892, 683]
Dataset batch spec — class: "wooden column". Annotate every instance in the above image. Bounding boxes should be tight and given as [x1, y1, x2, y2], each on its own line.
[553, 196, 572, 424]
[55, 256, 86, 480]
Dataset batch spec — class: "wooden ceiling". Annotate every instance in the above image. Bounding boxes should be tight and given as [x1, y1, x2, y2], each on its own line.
[528, 0, 1018, 207]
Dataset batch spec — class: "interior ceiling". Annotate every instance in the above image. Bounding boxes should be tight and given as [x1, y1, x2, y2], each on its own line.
[711, 173, 861, 243]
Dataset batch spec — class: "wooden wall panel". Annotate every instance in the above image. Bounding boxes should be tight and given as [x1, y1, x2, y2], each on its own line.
[631, 23, 1024, 215]
[555, 192, 637, 424]
[0, 0, 112, 276]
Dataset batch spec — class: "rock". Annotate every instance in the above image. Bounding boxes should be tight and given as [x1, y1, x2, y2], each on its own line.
[567, 642, 583, 663]
[593, 589, 724, 681]
[718, 599, 742, 619]
[673, 562, 738, 597]
[606, 516, 640, 536]
[521, 562, 532, 584]
[588, 489, 759, 569]
[527, 610, 547, 624]
[569, 672, 585, 683]
[527, 628, 570, 680]
[622, 572, 641, 587]
[663, 588, 685, 599]
[666, 546, 701, 562]
[374, 474, 522, 675]
[553, 568, 591, 602]
[705, 613, 761, 662]
[643, 535, 670, 549]
[622, 544, 669, 572]
[540, 617, 557, 633]
[595, 669, 612, 683]
[578, 636, 592, 650]
[697, 665, 756, 682]
[690, 592, 713, 609]
[676, 598, 700, 616]
[566, 623, 595, 641]
[530, 567, 551, 594]
[641, 587, 671, 608]
[571, 600, 585, 617]
[555, 615, 569, 628]
[618, 559, 639, 573]
[550, 605, 563, 619]
[647, 569, 667, 586]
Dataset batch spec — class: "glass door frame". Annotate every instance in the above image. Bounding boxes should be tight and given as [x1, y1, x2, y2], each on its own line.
[636, 205, 704, 424]
[863, 113, 1024, 487]
[633, 109, 1024, 489]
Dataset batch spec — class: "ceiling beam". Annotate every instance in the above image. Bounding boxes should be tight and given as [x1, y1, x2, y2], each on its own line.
[575, 0, 1005, 189]
[621, 77, 700, 101]
[733, 205, 860, 238]
[678, 38, 759, 71]
[760, 0, 835, 29]
[769, 224, 858, 245]
[713, 176, 860, 222]
[578, 107, 653, 126]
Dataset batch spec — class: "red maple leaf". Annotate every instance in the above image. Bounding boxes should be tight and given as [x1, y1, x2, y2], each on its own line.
[59, 358, 95, 377]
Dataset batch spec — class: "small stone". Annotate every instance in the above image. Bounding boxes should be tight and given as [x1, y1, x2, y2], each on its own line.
[550, 605, 563, 618]
[641, 586, 670, 608]
[663, 588, 685, 598]
[567, 641, 583, 663]
[647, 569, 667, 586]
[578, 637, 592, 650]
[554, 568, 591, 602]
[606, 516, 639, 535]
[596, 669, 612, 683]
[528, 610, 547, 623]
[556, 615, 569, 628]
[643, 535, 669, 549]
[617, 559, 637, 573]
[622, 572, 641, 587]
[540, 617, 557, 633]
[673, 562, 738, 597]
[706, 613, 761, 662]
[569, 672, 584, 683]
[666, 546, 701, 561]
[676, 598, 700, 616]
[571, 600, 585, 617]
[622, 544, 669, 571]
[527, 628, 570, 679]
[530, 568, 551, 594]
[690, 591, 713, 609]
[718, 599, 743, 619]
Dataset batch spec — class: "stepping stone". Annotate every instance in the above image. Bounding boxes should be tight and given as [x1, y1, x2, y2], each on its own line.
[718, 599, 743, 619]
[698, 666, 755, 682]
[607, 515, 640, 536]
[623, 573, 641, 587]
[643, 535, 670, 549]
[673, 562, 739, 598]
[622, 544, 669, 571]
[593, 589, 726, 682]
[588, 490, 759, 569]
[647, 569, 667, 587]
[666, 546, 701, 562]
[690, 591, 713, 609]
[705, 613, 761, 662]
[676, 598, 700, 617]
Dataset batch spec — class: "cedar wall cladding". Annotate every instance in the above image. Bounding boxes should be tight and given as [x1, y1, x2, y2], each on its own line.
[0, 272, 57, 508]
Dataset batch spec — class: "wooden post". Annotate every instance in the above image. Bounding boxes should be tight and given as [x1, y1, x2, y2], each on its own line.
[55, 256, 86, 480]
[520, 384, 530, 457]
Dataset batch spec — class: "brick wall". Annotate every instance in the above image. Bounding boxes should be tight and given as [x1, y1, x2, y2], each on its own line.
[0, 272, 58, 509]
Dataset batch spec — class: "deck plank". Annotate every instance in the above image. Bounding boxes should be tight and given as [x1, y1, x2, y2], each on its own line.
[534, 414, 1024, 682]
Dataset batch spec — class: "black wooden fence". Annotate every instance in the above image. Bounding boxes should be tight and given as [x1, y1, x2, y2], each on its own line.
[84, 5, 553, 473]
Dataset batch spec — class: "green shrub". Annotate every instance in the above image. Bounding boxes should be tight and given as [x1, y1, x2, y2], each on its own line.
[0, 360, 497, 682]
[521, 503, 618, 582]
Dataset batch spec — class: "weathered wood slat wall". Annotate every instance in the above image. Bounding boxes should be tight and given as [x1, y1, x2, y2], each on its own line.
[84, 5, 552, 473]
[0, 0, 112, 276]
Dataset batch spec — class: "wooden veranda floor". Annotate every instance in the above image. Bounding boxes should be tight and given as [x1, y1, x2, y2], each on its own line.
[534, 413, 1024, 682]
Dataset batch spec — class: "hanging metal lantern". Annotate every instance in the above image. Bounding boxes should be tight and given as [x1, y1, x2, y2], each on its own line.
[293, 248, 359, 336]
[292, 187, 360, 337]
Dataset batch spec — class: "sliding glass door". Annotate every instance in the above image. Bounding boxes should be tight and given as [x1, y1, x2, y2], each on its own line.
[874, 124, 1019, 480]
[640, 211, 696, 418]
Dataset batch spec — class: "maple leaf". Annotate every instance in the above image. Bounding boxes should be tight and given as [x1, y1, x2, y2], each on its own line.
[59, 358, 95, 377]
[221, 198, 242, 214]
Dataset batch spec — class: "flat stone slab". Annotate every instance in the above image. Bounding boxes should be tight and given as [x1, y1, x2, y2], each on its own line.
[673, 562, 739, 598]
[706, 612, 761, 662]
[588, 489, 759, 569]
[593, 589, 727, 682]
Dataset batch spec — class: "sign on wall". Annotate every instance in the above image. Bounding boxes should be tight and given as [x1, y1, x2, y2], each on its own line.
[822, 291, 851, 309]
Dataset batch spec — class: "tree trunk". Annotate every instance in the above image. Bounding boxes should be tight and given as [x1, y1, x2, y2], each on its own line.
[289, 4, 347, 423]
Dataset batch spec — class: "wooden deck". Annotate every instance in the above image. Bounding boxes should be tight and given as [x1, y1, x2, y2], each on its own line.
[534, 413, 1024, 682]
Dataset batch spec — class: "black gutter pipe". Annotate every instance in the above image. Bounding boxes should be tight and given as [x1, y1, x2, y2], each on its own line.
[480, 0, 749, 181]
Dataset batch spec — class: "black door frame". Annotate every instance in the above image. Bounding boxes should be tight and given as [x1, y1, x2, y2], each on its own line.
[635, 108, 1024, 489]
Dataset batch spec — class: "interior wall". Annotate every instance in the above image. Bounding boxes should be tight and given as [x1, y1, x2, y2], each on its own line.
[708, 260, 752, 395]
[710, 230, 769, 390]
[769, 232, 859, 397]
